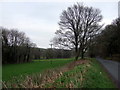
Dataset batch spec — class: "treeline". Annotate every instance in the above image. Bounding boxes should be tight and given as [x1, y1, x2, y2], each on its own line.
[32, 48, 73, 60]
[1, 27, 36, 64]
[1, 27, 72, 64]
[88, 17, 120, 61]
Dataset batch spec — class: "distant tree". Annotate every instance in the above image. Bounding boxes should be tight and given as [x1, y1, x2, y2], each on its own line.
[45, 48, 55, 59]
[52, 3, 103, 60]
[31, 48, 41, 59]
[1, 27, 36, 64]
[112, 17, 120, 54]
[88, 17, 120, 61]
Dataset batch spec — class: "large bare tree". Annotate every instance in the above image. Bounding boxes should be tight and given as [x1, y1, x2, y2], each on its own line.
[52, 3, 103, 60]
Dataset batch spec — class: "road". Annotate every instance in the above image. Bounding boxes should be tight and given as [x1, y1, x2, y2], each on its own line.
[96, 57, 120, 88]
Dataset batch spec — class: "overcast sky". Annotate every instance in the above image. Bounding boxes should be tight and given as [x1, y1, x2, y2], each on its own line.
[0, 0, 119, 48]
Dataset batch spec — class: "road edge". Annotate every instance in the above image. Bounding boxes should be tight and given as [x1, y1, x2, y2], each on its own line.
[96, 58, 119, 89]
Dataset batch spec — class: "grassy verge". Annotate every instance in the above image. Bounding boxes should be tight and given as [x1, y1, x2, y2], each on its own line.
[45, 58, 116, 88]
[45, 63, 89, 88]
[2, 58, 116, 88]
[82, 58, 116, 88]
[2, 58, 73, 82]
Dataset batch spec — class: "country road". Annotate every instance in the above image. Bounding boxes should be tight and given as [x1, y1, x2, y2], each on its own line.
[96, 57, 120, 88]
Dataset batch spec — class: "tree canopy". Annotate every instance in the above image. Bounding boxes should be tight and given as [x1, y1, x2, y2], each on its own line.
[1, 27, 36, 64]
[52, 3, 103, 60]
[87, 17, 120, 61]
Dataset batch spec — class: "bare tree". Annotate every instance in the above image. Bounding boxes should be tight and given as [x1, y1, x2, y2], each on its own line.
[52, 3, 103, 60]
[1, 27, 36, 64]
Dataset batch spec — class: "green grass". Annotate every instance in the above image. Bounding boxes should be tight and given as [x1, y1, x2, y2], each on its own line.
[45, 58, 116, 88]
[45, 63, 88, 88]
[3, 58, 116, 88]
[2, 58, 73, 82]
[82, 58, 116, 88]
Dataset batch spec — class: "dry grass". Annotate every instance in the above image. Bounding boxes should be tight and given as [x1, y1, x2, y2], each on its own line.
[2, 60, 89, 88]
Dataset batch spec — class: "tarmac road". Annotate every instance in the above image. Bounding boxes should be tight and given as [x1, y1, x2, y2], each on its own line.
[96, 57, 120, 88]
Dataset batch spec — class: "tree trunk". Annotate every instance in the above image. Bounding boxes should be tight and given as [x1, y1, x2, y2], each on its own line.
[75, 54, 79, 60]
[75, 48, 80, 60]
[81, 49, 84, 59]
[75, 42, 79, 60]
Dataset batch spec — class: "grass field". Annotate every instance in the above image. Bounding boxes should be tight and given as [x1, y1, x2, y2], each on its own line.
[2, 58, 73, 82]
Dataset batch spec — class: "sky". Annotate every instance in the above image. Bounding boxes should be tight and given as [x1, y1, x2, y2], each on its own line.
[0, 0, 119, 48]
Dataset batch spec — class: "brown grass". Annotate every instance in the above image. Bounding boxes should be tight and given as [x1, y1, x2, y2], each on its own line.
[2, 59, 89, 88]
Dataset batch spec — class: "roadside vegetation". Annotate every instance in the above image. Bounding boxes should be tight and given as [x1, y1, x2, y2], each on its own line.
[45, 58, 116, 88]
[2, 58, 116, 88]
